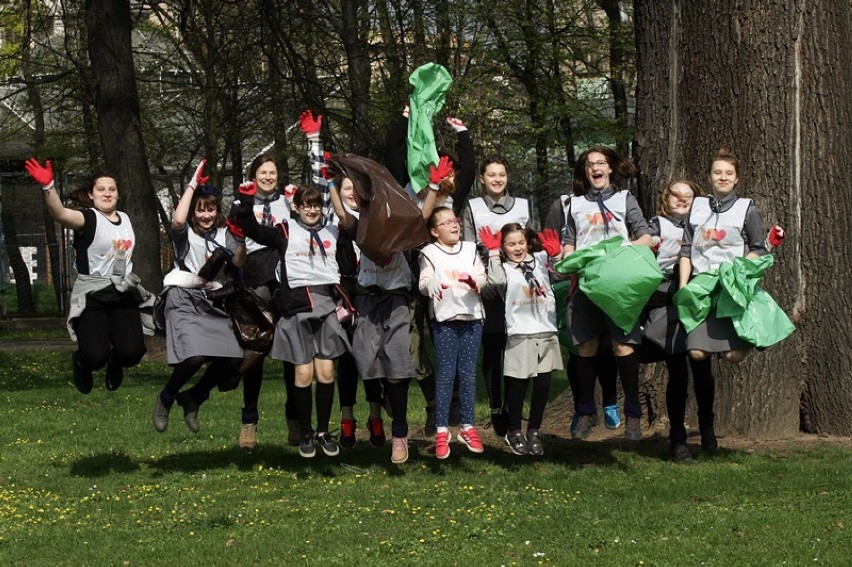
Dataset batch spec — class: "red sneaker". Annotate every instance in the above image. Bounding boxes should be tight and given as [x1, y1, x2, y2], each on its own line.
[340, 418, 356, 449]
[458, 427, 484, 453]
[367, 416, 386, 447]
[435, 431, 451, 459]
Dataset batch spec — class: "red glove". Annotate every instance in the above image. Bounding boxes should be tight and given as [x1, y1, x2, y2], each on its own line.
[429, 155, 454, 188]
[225, 218, 245, 240]
[446, 117, 468, 133]
[478, 226, 502, 251]
[299, 110, 322, 139]
[538, 229, 561, 257]
[651, 236, 662, 253]
[187, 158, 209, 190]
[458, 272, 479, 292]
[25, 158, 54, 188]
[767, 225, 785, 249]
[238, 181, 257, 197]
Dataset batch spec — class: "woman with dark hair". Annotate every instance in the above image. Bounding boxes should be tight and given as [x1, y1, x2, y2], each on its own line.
[152, 160, 245, 433]
[231, 181, 352, 459]
[25, 158, 150, 394]
[561, 146, 654, 441]
[460, 157, 531, 439]
[232, 111, 324, 450]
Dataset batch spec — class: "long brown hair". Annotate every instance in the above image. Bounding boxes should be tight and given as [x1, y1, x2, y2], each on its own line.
[572, 146, 636, 196]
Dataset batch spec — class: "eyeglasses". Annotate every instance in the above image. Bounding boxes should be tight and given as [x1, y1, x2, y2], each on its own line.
[435, 217, 461, 228]
[585, 160, 608, 168]
[300, 204, 322, 211]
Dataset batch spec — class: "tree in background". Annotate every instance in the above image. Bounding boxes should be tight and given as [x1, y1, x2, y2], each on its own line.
[634, 0, 852, 437]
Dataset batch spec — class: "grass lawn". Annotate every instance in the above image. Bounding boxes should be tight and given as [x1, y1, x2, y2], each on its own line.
[0, 351, 850, 565]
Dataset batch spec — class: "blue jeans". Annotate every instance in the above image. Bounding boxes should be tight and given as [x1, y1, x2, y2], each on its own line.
[430, 319, 483, 429]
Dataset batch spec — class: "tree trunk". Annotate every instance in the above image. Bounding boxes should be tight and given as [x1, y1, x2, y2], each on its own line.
[598, 0, 632, 157]
[340, 0, 373, 155]
[85, 0, 161, 291]
[634, 0, 852, 438]
[1, 185, 35, 315]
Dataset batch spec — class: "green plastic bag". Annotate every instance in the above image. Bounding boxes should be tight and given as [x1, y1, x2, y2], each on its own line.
[673, 255, 795, 347]
[673, 272, 719, 333]
[554, 237, 663, 334]
[732, 288, 795, 348]
[406, 63, 452, 193]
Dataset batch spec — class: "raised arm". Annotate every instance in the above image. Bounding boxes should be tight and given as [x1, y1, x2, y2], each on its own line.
[173, 159, 208, 231]
[447, 117, 475, 217]
[25, 158, 85, 231]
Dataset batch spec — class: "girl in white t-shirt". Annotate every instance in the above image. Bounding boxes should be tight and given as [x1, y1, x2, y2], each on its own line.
[418, 207, 487, 459]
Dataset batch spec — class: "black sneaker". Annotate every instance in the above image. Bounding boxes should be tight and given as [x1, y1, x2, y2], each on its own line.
[72, 352, 93, 394]
[490, 408, 509, 440]
[299, 434, 316, 458]
[176, 392, 200, 433]
[316, 432, 340, 457]
[700, 428, 718, 454]
[526, 431, 544, 457]
[671, 443, 693, 463]
[507, 431, 529, 456]
[105, 357, 123, 391]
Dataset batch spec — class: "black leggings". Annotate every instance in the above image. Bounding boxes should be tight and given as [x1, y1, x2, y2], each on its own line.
[666, 355, 715, 444]
[566, 351, 618, 411]
[338, 351, 384, 407]
[506, 373, 552, 432]
[166, 356, 241, 401]
[241, 359, 296, 424]
[482, 333, 507, 410]
[75, 299, 146, 371]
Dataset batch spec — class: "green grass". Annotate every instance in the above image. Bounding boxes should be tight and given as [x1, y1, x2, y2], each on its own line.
[0, 283, 62, 316]
[0, 351, 850, 565]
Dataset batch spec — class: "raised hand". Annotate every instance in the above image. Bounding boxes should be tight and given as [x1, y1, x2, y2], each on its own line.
[478, 226, 502, 251]
[766, 225, 785, 250]
[187, 159, 209, 190]
[537, 228, 561, 257]
[226, 218, 245, 240]
[25, 158, 54, 189]
[446, 116, 467, 133]
[238, 181, 257, 197]
[429, 155, 455, 188]
[299, 110, 322, 139]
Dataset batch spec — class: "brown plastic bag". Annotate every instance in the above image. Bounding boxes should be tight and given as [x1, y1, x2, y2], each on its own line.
[328, 153, 430, 264]
[226, 285, 276, 351]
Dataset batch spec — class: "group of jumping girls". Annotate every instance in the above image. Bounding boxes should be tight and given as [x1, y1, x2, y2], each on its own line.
[25, 104, 784, 464]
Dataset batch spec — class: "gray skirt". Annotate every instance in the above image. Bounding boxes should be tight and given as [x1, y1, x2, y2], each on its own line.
[164, 287, 243, 365]
[352, 293, 415, 380]
[686, 310, 752, 353]
[567, 289, 641, 346]
[641, 280, 687, 356]
[503, 333, 563, 379]
[270, 289, 350, 365]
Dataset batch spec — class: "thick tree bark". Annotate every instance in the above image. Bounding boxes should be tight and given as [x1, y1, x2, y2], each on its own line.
[634, 0, 852, 437]
[85, 0, 161, 291]
[340, 0, 373, 155]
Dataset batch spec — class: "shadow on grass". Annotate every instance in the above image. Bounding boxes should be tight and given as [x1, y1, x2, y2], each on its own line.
[69, 451, 142, 477]
[68, 429, 735, 479]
